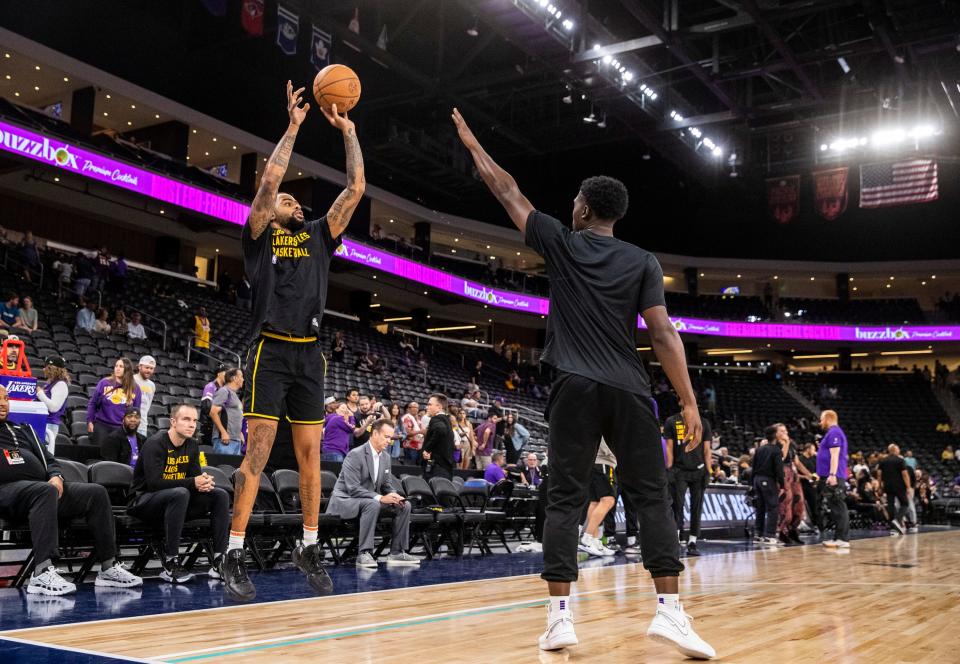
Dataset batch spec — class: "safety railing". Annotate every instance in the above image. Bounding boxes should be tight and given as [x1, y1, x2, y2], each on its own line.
[129, 307, 168, 351]
[186, 335, 241, 369]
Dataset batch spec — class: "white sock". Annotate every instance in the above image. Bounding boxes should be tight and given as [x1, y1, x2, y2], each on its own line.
[303, 525, 319, 547]
[228, 531, 245, 552]
[688, 535, 697, 544]
[657, 593, 681, 613]
[549, 596, 571, 617]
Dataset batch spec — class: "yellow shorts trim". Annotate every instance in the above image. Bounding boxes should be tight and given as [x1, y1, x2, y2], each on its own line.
[249, 339, 266, 414]
[243, 412, 280, 421]
[285, 417, 325, 425]
[260, 331, 318, 343]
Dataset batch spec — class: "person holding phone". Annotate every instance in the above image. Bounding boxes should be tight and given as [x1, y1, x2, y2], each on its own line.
[324, 419, 421, 569]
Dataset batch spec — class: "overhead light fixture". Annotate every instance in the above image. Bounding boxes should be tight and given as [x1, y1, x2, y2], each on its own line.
[837, 57, 851, 74]
[155, 114, 160, 119]
[34, 65, 40, 71]
[562, 19, 574, 31]
[369, 303, 381, 308]
[602, 55, 613, 65]
[466, 19, 479, 37]
[105, 94, 111, 99]
[712, 146, 723, 157]
[63, 76, 68, 82]
[879, 349, 933, 356]
[793, 353, 839, 360]
[130, 104, 136, 109]
[427, 325, 477, 332]
[705, 349, 753, 355]
[670, 110, 684, 122]
[383, 316, 412, 322]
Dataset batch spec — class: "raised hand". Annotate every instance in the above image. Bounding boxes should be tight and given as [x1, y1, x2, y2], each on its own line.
[451, 107, 480, 150]
[320, 103, 355, 133]
[287, 80, 310, 127]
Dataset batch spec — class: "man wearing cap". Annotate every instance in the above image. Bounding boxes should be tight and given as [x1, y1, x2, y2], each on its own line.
[211, 369, 245, 456]
[101, 407, 145, 468]
[36, 356, 70, 454]
[134, 356, 157, 438]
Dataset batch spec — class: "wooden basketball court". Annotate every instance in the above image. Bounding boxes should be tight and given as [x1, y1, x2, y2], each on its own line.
[3, 530, 958, 663]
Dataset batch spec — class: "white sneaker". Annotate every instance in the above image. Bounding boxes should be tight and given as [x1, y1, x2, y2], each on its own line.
[907, 526, 919, 534]
[539, 613, 578, 650]
[891, 519, 905, 535]
[27, 566, 76, 596]
[95, 562, 143, 588]
[822, 539, 838, 548]
[835, 540, 850, 549]
[578, 535, 615, 557]
[646, 603, 716, 659]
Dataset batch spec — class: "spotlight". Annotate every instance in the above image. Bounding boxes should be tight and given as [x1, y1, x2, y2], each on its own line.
[712, 146, 722, 157]
[622, 71, 633, 82]
[562, 19, 574, 31]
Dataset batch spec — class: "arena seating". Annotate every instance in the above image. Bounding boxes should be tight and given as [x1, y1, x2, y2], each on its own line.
[779, 297, 925, 324]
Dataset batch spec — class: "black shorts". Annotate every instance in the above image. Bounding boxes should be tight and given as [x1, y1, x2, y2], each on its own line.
[589, 464, 617, 501]
[243, 333, 326, 424]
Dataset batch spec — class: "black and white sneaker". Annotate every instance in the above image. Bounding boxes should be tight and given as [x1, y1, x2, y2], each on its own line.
[292, 543, 334, 595]
[208, 554, 224, 580]
[159, 558, 195, 584]
[26, 566, 76, 596]
[685, 541, 701, 557]
[220, 549, 256, 602]
[891, 519, 906, 535]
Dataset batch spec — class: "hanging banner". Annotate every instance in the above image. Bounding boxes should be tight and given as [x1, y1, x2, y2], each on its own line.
[766, 175, 800, 224]
[241, 0, 264, 36]
[311, 25, 332, 70]
[276, 4, 300, 56]
[813, 166, 849, 221]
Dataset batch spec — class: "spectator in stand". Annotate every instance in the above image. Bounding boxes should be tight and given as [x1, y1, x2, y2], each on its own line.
[199, 365, 228, 447]
[484, 450, 507, 483]
[330, 330, 347, 363]
[14, 296, 38, 334]
[448, 403, 465, 468]
[489, 397, 505, 438]
[52, 253, 73, 301]
[401, 401, 424, 465]
[379, 379, 397, 402]
[3, 335, 21, 371]
[941, 445, 955, 461]
[133, 356, 156, 437]
[110, 309, 127, 336]
[19, 231, 40, 283]
[92, 246, 110, 293]
[127, 312, 147, 340]
[370, 223, 383, 240]
[421, 393, 455, 480]
[386, 402, 404, 458]
[472, 360, 483, 384]
[321, 401, 354, 462]
[345, 388, 361, 419]
[520, 452, 542, 487]
[237, 275, 252, 311]
[87, 357, 142, 445]
[109, 254, 128, 293]
[461, 390, 481, 417]
[474, 412, 500, 470]
[751, 437, 784, 546]
[371, 353, 385, 374]
[128, 404, 229, 584]
[75, 299, 97, 334]
[878, 443, 912, 535]
[457, 408, 478, 470]
[93, 308, 111, 335]
[0, 292, 20, 333]
[73, 251, 95, 299]
[505, 370, 521, 392]
[211, 369, 245, 456]
[817, 409, 851, 548]
[352, 396, 385, 450]
[100, 407, 145, 468]
[36, 356, 70, 454]
[194, 307, 211, 350]
[503, 412, 530, 465]
[0, 385, 142, 595]
[355, 350, 376, 373]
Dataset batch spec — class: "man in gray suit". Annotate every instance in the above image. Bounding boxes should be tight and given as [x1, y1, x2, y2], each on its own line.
[325, 419, 421, 568]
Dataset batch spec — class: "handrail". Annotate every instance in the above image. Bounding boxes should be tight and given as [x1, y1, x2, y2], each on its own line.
[186, 335, 241, 369]
[3, 251, 44, 290]
[129, 307, 168, 350]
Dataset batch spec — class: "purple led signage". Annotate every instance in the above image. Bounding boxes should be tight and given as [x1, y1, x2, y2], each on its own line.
[0, 120, 248, 225]
[4, 119, 955, 344]
[336, 240, 960, 343]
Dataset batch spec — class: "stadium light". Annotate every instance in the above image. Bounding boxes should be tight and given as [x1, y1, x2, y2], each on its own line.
[712, 146, 723, 157]
[562, 19, 574, 30]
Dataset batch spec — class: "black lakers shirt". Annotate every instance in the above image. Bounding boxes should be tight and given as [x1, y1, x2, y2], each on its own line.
[242, 216, 342, 342]
[664, 413, 712, 473]
[131, 431, 204, 495]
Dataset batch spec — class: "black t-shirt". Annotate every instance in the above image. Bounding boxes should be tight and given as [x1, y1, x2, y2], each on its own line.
[664, 413, 713, 473]
[525, 211, 664, 397]
[799, 454, 817, 476]
[242, 217, 341, 342]
[878, 455, 907, 493]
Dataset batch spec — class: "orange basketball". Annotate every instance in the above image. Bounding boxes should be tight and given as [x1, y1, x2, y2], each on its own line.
[313, 64, 361, 113]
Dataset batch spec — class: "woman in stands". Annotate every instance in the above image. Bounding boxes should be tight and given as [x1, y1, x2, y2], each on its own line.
[13, 296, 38, 334]
[36, 355, 70, 454]
[502, 412, 530, 465]
[386, 402, 403, 458]
[110, 310, 127, 337]
[457, 408, 478, 470]
[93, 308, 112, 335]
[86, 357, 142, 446]
[330, 330, 347, 363]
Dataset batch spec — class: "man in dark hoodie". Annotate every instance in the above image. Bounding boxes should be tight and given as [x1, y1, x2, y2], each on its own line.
[0, 385, 141, 595]
[129, 403, 229, 584]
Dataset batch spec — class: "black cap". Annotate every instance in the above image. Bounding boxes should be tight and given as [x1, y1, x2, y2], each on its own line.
[45, 355, 66, 369]
[124, 405, 140, 416]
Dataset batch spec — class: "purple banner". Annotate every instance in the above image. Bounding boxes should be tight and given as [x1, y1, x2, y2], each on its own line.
[0, 120, 248, 225]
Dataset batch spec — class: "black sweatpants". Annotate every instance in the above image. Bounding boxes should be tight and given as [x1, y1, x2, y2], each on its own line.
[619, 468, 640, 541]
[753, 475, 779, 538]
[818, 478, 850, 542]
[801, 478, 818, 526]
[672, 470, 708, 540]
[542, 372, 682, 582]
[885, 488, 909, 526]
[129, 486, 230, 557]
[0, 480, 116, 566]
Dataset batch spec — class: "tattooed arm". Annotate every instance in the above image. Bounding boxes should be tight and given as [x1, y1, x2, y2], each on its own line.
[321, 103, 366, 238]
[248, 81, 310, 241]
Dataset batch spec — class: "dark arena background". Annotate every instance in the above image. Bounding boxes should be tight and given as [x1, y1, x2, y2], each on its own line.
[0, 1, 959, 662]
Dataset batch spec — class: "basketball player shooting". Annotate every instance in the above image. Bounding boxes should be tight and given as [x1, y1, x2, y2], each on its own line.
[452, 109, 715, 659]
[220, 81, 365, 602]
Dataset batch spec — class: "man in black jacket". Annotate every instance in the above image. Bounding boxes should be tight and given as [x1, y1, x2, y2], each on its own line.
[421, 393, 455, 480]
[664, 404, 713, 556]
[100, 407, 146, 468]
[751, 437, 784, 546]
[0, 386, 141, 595]
[128, 403, 229, 584]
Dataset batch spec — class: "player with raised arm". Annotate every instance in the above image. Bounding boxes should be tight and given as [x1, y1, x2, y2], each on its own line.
[220, 81, 365, 602]
[452, 109, 715, 659]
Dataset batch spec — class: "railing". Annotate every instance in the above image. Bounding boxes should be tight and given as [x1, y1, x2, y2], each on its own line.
[2, 250, 44, 290]
[186, 335, 241, 369]
[129, 307, 168, 351]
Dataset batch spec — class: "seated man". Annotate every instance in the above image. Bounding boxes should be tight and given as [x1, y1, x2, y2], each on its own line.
[128, 404, 229, 584]
[520, 452, 543, 487]
[484, 450, 508, 483]
[0, 386, 141, 594]
[325, 419, 421, 569]
[100, 406, 146, 468]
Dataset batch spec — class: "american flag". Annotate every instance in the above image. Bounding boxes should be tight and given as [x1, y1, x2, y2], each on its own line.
[859, 159, 938, 208]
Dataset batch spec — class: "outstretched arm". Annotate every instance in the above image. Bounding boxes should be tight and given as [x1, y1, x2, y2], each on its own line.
[248, 81, 310, 240]
[322, 104, 366, 238]
[451, 108, 534, 233]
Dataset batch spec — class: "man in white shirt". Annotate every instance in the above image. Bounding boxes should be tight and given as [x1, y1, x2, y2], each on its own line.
[324, 419, 421, 569]
[127, 312, 147, 340]
[134, 355, 157, 437]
